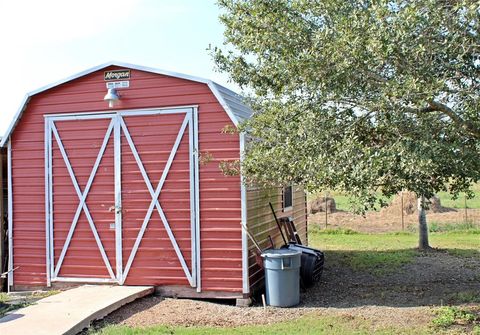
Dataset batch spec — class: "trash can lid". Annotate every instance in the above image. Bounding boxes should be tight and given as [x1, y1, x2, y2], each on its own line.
[261, 249, 301, 258]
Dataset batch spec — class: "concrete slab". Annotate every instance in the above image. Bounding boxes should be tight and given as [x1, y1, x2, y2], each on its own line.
[0, 285, 154, 335]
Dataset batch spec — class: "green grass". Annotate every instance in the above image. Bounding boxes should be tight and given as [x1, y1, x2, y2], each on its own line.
[317, 228, 359, 235]
[437, 183, 480, 209]
[309, 225, 480, 253]
[428, 221, 480, 233]
[90, 314, 430, 335]
[0, 302, 30, 318]
[309, 227, 418, 274]
[429, 231, 480, 257]
[0, 293, 9, 303]
[432, 306, 479, 328]
[31, 290, 61, 299]
[0, 290, 61, 318]
[308, 226, 480, 275]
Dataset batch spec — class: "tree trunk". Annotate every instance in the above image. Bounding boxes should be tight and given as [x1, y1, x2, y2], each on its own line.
[417, 196, 430, 250]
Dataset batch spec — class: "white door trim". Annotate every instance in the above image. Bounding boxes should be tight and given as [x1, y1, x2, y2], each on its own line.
[44, 118, 51, 287]
[192, 107, 201, 292]
[45, 108, 199, 287]
[44, 105, 198, 119]
[114, 116, 123, 282]
[50, 118, 116, 280]
[119, 113, 194, 286]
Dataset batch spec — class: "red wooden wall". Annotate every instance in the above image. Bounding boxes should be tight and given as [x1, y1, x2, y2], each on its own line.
[10, 66, 243, 293]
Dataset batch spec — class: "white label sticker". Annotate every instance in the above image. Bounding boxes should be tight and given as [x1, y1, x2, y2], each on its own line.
[106, 81, 130, 89]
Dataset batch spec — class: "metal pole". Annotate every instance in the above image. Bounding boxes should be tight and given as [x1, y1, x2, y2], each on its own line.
[464, 195, 468, 224]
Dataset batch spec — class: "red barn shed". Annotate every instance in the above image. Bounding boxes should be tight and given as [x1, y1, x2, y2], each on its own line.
[2, 62, 307, 303]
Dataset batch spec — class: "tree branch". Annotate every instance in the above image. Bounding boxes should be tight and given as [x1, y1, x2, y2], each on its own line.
[406, 101, 480, 139]
[428, 101, 480, 139]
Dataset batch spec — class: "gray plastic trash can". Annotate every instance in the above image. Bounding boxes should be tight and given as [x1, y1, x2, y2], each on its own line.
[262, 249, 301, 307]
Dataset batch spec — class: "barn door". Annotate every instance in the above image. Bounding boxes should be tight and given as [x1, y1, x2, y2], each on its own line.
[118, 109, 198, 287]
[45, 108, 199, 287]
[45, 114, 120, 283]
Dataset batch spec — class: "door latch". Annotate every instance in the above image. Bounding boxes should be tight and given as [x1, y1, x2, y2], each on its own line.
[108, 205, 122, 214]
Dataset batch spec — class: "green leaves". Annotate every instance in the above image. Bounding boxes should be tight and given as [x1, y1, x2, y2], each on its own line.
[214, 0, 480, 212]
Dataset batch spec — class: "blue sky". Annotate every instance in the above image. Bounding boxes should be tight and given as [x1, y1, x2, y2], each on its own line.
[0, 0, 236, 135]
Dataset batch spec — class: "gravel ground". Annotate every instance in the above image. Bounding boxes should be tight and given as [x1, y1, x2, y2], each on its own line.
[103, 297, 307, 328]
[96, 251, 479, 329]
[305, 251, 480, 308]
[101, 297, 434, 329]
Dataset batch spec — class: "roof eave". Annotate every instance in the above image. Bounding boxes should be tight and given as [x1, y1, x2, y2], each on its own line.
[1, 94, 31, 147]
[1, 61, 245, 147]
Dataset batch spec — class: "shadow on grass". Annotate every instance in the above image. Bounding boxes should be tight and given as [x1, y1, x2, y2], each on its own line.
[299, 248, 480, 308]
[0, 302, 29, 319]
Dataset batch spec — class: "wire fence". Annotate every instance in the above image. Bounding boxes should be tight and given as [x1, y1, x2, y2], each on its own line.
[308, 192, 480, 232]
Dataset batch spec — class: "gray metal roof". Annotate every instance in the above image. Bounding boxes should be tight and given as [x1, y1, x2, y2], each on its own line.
[211, 83, 253, 123]
[0, 61, 253, 147]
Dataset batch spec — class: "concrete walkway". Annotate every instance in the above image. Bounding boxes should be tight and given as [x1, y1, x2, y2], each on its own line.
[0, 285, 154, 335]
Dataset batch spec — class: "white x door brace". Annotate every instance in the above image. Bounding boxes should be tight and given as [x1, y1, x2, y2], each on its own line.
[45, 107, 200, 288]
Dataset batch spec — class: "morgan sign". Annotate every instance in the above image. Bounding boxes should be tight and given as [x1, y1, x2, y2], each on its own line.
[104, 69, 131, 81]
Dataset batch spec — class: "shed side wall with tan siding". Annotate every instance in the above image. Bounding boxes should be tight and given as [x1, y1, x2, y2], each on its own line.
[246, 185, 307, 291]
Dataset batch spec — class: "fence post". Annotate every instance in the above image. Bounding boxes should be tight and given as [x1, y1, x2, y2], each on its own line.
[325, 192, 328, 229]
[401, 191, 404, 231]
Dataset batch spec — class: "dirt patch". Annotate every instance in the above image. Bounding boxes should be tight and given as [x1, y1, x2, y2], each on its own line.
[309, 209, 480, 233]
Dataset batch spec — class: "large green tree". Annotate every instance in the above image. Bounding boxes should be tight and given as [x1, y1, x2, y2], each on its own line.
[213, 0, 480, 249]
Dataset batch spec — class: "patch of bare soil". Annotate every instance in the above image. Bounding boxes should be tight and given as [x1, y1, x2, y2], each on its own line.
[309, 209, 480, 233]
[308, 250, 480, 308]
[97, 250, 479, 330]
